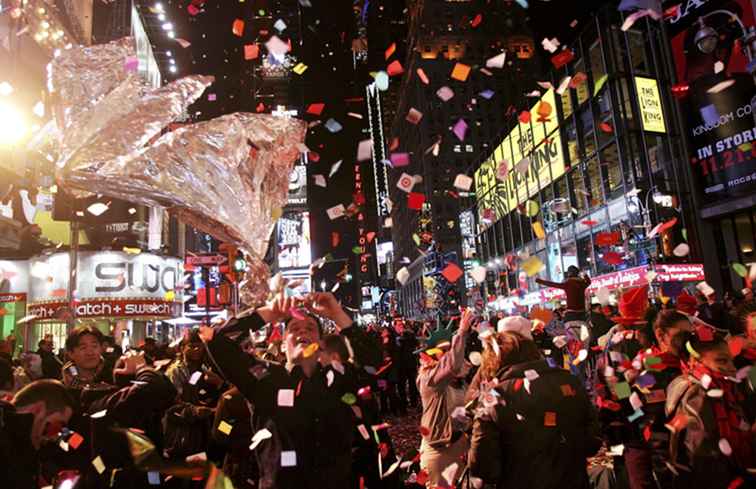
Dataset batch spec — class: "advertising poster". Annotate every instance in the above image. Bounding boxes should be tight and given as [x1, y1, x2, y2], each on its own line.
[664, 0, 756, 208]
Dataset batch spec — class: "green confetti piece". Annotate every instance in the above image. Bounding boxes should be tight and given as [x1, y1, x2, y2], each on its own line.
[643, 356, 661, 368]
[352, 246, 362, 254]
[341, 393, 357, 405]
[412, 234, 421, 246]
[525, 200, 540, 218]
[681, 228, 687, 241]
[732, 263, 747, 278]
[614, 381, 632, 400]
[627, 409, 644, 422]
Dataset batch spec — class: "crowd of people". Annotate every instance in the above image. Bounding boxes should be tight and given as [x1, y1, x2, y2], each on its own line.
[0, 275, 754, 489]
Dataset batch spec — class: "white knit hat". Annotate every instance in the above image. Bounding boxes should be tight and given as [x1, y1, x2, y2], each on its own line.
[497, 316, 533, 340]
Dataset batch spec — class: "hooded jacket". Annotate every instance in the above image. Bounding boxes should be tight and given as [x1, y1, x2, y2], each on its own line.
[468, 359, 601, 489]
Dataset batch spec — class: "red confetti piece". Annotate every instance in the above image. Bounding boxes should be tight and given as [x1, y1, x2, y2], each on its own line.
[441, 263, 464, 283]
[602, 251, 624, 265]
[416, 68, 429, 84]
[416, 470, 429, 486]
[470, 13, 482, 27]
[387, 60, 404, 76]
[518, 111, 531, 124]
[244, 44, 259, 60]
[69, 432, 84, 449]
[306, 103, 325, 116]
[187, 4, 200, 15]
[384, 42, 396, 60]
[599, 122, 614, 133]
[595, 231, 620, 247]
[407, 192, 425, 210]
[551, 49, 574, 69]
[232, 19, 244, 37]
[544, 411, 557, 426]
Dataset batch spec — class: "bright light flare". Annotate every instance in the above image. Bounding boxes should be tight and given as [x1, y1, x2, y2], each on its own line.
[0, 100, 29, 145]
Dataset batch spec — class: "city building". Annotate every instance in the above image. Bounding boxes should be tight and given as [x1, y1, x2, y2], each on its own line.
[384, 0, 538, 318]
[473, 5, 708, 310]
[662, 0, 755, 293]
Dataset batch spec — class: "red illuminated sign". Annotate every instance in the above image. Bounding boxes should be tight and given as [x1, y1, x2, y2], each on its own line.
[28, 298, 179, 320]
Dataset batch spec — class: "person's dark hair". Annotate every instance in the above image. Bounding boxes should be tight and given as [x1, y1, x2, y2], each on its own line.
[688, 333, 729, 357]
[182, 329, 203, 346]
[12, 379, 75, 412]
[654, 310, 691, 333]
[0, 358, 13, 391]
[143, 337, 156, 346]
[566, 266, 579, 278]
[284, 312, 324, 336]
[322, 334, 349, 362]
[37, 339, 46, 349]
[65, 326, 104, 352]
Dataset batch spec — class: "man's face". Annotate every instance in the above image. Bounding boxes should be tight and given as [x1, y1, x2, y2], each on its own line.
[69, 334, 102, 370]
[183, 341, 204, 363]
[698, 345, 736, 377]
[41, 341, 53, 353]
[31, 405, 73, 450]
[284, 317, 320, 363]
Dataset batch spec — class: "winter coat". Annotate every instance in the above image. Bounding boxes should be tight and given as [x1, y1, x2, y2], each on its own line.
[468, 359, 601, 489]
[205, 312, 381, 489]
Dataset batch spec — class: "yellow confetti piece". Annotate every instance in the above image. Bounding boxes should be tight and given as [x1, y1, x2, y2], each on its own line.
[532, 221, 545, 239]
[303, 343, 319, 358]
[92, 455, 106, 474]
[521, 256, 545, 277]
[164, 290, 176, 301]
[218, 421, 233, 435]
[123, 247, 141, 255]
[293, 63, 308, 75]
[271, 207, 283, 220]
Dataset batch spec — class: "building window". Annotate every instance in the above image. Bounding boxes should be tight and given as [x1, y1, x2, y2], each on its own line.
[574, 58, 590, 106]
[589, 38, 607, 95]
[594, 89, 613, 148]
[586, 157, 605, 208]
[601, 143, 624, 200]
[571, 167, 588, 215]
[565, 121, 579, 165]
[578, 107, 596, 156]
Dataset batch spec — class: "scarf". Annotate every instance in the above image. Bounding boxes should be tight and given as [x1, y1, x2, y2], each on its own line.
[689, 364, 755, 469]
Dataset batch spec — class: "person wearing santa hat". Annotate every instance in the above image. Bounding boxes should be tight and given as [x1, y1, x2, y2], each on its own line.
[594, 286, 654, 489]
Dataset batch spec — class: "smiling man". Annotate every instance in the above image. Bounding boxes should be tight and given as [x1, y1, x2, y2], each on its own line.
[200, 291, 381, 489]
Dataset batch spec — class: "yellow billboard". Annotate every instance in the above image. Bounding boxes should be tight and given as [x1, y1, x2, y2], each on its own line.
[474, 89, 565, 223]
[634, 76, 666, 133]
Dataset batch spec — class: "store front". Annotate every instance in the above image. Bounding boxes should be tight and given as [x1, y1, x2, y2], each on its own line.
[491, 263, 705, 312]
[18, 250, 183, 351]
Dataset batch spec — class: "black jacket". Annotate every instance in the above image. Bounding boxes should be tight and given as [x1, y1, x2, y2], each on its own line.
[57, 368, 177, 489]
[469, 359, 600, 489]
[0, 401, 40, 489]
[205, 312, 380, 489]
[37, 349, 62, 380]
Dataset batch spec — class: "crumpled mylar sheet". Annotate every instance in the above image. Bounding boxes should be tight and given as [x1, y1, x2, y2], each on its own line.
[51, 39, 307, 305]
[48, 37, 136, 133]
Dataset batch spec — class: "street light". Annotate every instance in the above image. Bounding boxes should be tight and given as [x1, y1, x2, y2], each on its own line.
[694, 18, 718, 54]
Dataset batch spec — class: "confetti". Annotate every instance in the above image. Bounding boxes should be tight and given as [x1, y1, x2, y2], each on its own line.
[436, 86, 454, 101]
[407, 193, 425, 210]
[92, 456, 106, 474]
[293, 63, 308, 75]
[416, 68, 430, 84]
[375, 71, 389, 91]
[390, 152, 410, 167]
[324, 119, 342, 133]
[396, 173, 415, 193]
[396, 267, 410, 285]
[277, 389, 295, 407]
[451, 63, 471, 81]
[326, 204, 346, 220]
[232, 19, 245, 37]
[452, 119, 468, 141]
[281, 451, 297, 467]
[387, 60, 404, 76]
[406, 108, 423, 124]
[217, 421, 233, 435]
[357, 139, 373, 161]
[453, 174, 473, 191]
[486, 52, 506, 68]
[249, 428, 273, 450]
[385, 42, 396, 60]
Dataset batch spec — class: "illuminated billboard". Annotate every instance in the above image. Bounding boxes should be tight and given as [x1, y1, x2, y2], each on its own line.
[277, 210, 311, 269]
[474, 89, 565, 224]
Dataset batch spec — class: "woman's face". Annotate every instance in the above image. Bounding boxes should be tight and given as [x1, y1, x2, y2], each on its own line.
[697, 344, 736, 377]
[656, 319, 693, 355]
[183, 341, 204, 363]
[69, 334, 102, 370]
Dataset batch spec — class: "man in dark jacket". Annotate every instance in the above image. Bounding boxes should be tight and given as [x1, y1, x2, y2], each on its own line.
[468, 341, 600, 489]
[0, 379, 75, 489]
[37, 339, 62, 380]
[201, 292, 381, 489]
